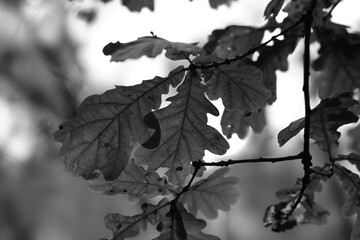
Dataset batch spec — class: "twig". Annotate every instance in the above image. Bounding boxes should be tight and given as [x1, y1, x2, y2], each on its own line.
[196, 153, 303, 167]
[286, 0, 316, 218]
[190, 16, 304, 70]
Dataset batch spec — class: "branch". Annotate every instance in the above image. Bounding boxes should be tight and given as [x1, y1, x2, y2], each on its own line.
[189, 16, 304, 70]
[195, 153, 303, 167]
[286, 0, 316, 218]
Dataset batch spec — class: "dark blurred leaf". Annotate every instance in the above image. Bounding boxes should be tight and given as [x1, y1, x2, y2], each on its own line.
[337, 152, 360, 172]
[278, 92, 358, 155]
[221, 109, 266, 139]
[135, 73, 229, 185]
[205, 63, 271, 114]
[121, 0, 154, 12]
[54, 67, 184, 181]
[255, 37, 298, 104]
[179, 168, 239, 219]
[313, 24, 360, 99]
[104, 198, 169, 240]
[203, 25, 264, 58]
[208, 0, 237, 9]
[89, 161, 175, 200]
[154, 202, 220, 240]
[103, 37, 202, 62]
[335, 164, 360, 240]
[264, 0, 285, 19]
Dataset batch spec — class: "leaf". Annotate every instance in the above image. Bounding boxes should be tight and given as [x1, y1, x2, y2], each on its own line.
[278, 92, 359, 155]
[205, 62, 271, 114]
[313, 25, 360, 99]
[203, 25, 264, 58]
[264, 170, 329, 232]
[179, 168, 239, 219]
[54, 67, 185, 181]
[141, 112, 161, 149]
[104, 198, 170, 240]
[103, 37, 203, 62]
[264, 0, 285, 19]
[121, 0, 154, 12]
[154, 202, 220, 240]
[89, 161, 175, 200]
[255, 36, 298, 104]
[208, 0, 237, 9]
[135, 72, 229, 185]
[337, 152, 360, 173]
[220, 109, 266, 139]
[335, 164, 360, 240]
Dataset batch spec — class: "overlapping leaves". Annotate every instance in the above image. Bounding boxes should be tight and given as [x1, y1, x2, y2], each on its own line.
[335, 164, 360, 240]
[278, 92, 359, 156]
[54, 67, 184, 181]
[103, 37, 203, 62]
[89, 161, 175, 200]
[179, 167, 239, 219]
[155, 202, 220, 240]
[103, 198, 170, 240]
[135, 72, 229, 185]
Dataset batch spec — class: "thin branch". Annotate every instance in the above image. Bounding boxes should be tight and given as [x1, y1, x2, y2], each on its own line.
[325, 0, 342, 19]
[189, 17, 304, 70]
[286, 0, 316, 218]
[195, 153, 303, 167]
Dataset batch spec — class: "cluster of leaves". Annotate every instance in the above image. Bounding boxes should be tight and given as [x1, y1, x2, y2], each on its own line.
[55, 0, 360, 239]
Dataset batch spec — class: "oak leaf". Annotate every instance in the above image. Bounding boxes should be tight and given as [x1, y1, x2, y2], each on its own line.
[278, 92, 358, 156]
[179, 167, 239, 219]
[205, 63, 271, 114]
[121, 0, 154, 12]
[103, 37, 203, 62]
[54, 67, 184, 181]
[135, 72, 229, 185]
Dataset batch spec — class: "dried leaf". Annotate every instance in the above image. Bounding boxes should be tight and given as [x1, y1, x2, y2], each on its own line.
[179, 168, 239, 219]
[278, 92, 358, 155]
[135, 72, 229, 185]
[205, 63, 271, 114]
[103, 37, 203, 62]
[89, 161, 175, 200]
[154, 202, 220, 240]
[54, 67, 184, 180]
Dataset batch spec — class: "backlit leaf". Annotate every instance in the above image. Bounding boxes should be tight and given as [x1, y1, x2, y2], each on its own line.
[278, 92, 358, 156]
[220, 109, 266, 139]
[135, 72, 229, 185]
[154, 202, 220, 240]
[203, 25, 264, 58]
[103, 37, 203, 62]
[104, 198, 170, 240]
[89, 161, 176, 200]
[54, 67, 184, 181]
[205, 62, 271, 114]
[179, 168, 239, 219]
[121, 0, 154, 12]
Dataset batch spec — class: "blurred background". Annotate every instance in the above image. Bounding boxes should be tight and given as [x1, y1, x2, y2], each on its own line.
[0, 0, 360, 239]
